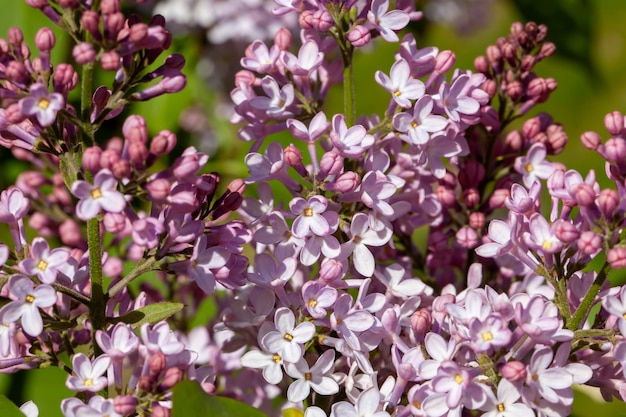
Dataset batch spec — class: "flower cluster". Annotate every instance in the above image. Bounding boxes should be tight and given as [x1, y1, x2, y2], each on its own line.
[0, 0, 625, 417]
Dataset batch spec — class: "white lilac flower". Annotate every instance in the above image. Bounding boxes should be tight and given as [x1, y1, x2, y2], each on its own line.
[261, 307, 315, 363]
[285, 350, 339, 403]
[65, 353, 111, 392]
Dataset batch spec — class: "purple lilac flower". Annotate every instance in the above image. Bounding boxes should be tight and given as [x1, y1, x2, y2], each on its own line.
[240, 348, 284, 385]
[367, 0, 411, 42]
[262, 307, 315, 363]
[330, 293, 376, 350]
[20, 237, 69, 284]
[375, 58, 425, 108]
[65, 353, 111, 392]
[393, 96, 448, 145]
[434, 74, 480, 122]
[70, 169, 126, 221]
[340, 212, 392, 277]
[514, 143, 555, 188]
[331, 387, 390, 417]
[19, 83, 64, 126]
[285, 350, 339, 402]
[0, 274, 56, 337]
[480, 378, 534, 417]
[290, 195, 331, 237]
[329, 114, 375, 158]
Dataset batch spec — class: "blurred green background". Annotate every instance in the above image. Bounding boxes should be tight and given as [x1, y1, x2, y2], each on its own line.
[1, 0, 626, 415]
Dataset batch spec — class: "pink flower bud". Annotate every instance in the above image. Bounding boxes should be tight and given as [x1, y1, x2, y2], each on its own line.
[58, 0, 79, 7]
[101, 0, 120, 14]
[6, 61, 28, 84]
[598, 189, 619, 220]
[456, 226, 478, 249]
[8, 27, 24, 46]
[317, 151, 344, 180]
[432, 293, 455, 315]
[150, 130, 177, 156]
[605, 111, 625, 136]
[580, 131, 601, 150]
[500, 42, 516, 64]
[274, 28, 292, 50]
[234, 70, 256, 86]
[577, 231, 602, 255]
[151, 405, 171, 417]
[101, 50, 121, 71]
[505, 81, 523, 101]
[35, 27, 55, 51]
[73, 42, 96, 65]
[434, 50, 455, 73]
[299, 10, 315, 29]
[160, 367, 184, 390]
[520, 55, 536, 72]
[146, 178, 170, 202]
[103, 212, 127, 233]
[603, 138, 626, 164]
[100, 148, 121, 170]
[129, 23, 149, 43]
[538, 42, 556, 59]
[149, 352, 167, 376]
[112, 159, 131, 180]
[469, 212, 485, 229]
[486, 45, 501, 64]
[319, 258, 345, 283]
[83, 146, 103, 173]
[313, 9, 334, 32]
[481, 79, 497, 98]
[500, 360, 526, 382]
[103, 256, 123, 277]
[81, 11, 101, 38]
[488, 188, 509, 210]
[573, 183, 595, 207]
[504, 130, 523, 152]
[6, 103, 25, 124]
[608, 247, 626, 269]
[53, 63, 78, 93]
[138, 375, 154, 392]
[347, 25, 371, 47]
[554, 219, 579, 243]
[436, 185, 456, 207]
[458, 160, 485, 188]
[26, 0, 49, 6]
[128, 141, 149, 169]
[283, 144, 303, 167]
[114, 395, 138, 416]
[473, 55, 489, 74]
[410, 308, 431, 342]
[29, 212, 53, 236]
[463, 188, 480, 208]
[59, 219, 85, 247]
[329, 171, 360, 193]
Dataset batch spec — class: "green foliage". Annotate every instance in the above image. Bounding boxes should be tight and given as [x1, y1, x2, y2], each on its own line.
[0, 395, 25, 417]
[108, 302, 184, 328]
[172, 380, 270, 417]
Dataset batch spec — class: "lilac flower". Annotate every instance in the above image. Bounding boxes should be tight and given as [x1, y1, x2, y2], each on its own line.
[340, 213, 392, 277]
[434, 75, 480, 122]
[331, 387, 390, 417]
[20, 237, 69, 284]
[375, 263, 427, 298]
[290, 195, 331, 237]
[375, 58, 425, 108]
[302, 281, 338, 319]
[419, 333, 457, 379]
[475, 219, 514, 258]
[602, 286, 626, 337]
[240, 348, 284, 384]
[431, 361, 485, 409]
[240, 40, 280, 73]
[71, 169, 126, 221]
[62, 396, 121, 417]
[514, 143, 555, 188]
[393, 96, 448, 145]
[330, 293, 376, 350]
[171, 234, 230, 294]
[262, 307, 315, 362]
[253, 212, 305, 260]
[524, 346, 573, 404]
[285, 350, 339, 402]
[140, 321, 185, 356]
[19, 401, 39, 417]
[523, 213, 562, 256]
[96, 322, 139, 360]
[249, 76, 295, 118]
[287, 112, 329, 144]
[480, 378, 534, 417]
[419, 129, 467, 178]
[65, 353, 111, 392]
[329, 114, 375, 158]
[282, 40, 325, 76]
[468, 315, 512, 353]
[19, 83, 65, 126]
[367, 0, 410, 42]
[357, 171, 401, 217]
[0, 275, 56, 337]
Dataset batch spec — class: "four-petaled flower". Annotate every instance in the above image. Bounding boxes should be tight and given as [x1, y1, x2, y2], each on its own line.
[71, 169, 126, 221]
[19, 83, 65, 127]
[0, 274, 56, 337]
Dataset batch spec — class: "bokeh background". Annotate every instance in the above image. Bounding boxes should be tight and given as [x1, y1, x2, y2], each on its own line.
[1, 0, 626, 415]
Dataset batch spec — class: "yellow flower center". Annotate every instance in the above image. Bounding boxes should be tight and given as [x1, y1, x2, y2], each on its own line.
[308, 299, 318, 308]
[304, 372, 312, 381]
[284, 333, 294, 341]
[91, 187, 102, 199]
[37, 259, 48, 270]
[84, 378, 93, 387]
[412, 401, 421, 410]
[411, 121, 419, 128]
[38, 97, 50, 110]
[272, 354, 282, 363]
[394, 90, 401, 97]
[303, 208, 313, 217]
[524, 163, 533, 173]
[25, 295, 35, 303]
[543, 241, 553, 250]
[497, 403, 505, 412]
[454, 374, 463, 384]
[481, 331, 493, 342]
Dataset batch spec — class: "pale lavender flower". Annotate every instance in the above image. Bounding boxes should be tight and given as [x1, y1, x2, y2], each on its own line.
[367, 0, 411, 42]
[285, 350, 339, 402]
[330, 293, 376, 350]
[240, 40, 280, 73]
[0, 274, 56, 337]
[287, 112, 329, 144]
[262, 307, 315, 362]
[523, 213, 562, 255]
[393, 96, 448, 145]
[602, 286, 626, 337]
[240, 348, 284, 384]
[514, 143, 555, 188]
[431, 361, 485, 409]
[239, 181, 274, 227]
[140, 321, 185, 356]
[434, 75, 480, 122]
[331, 387, 390, 417]
[340, 212, 392, 277]
[65, 353, 111, 392]
[131, 216, 165, 249]
[524, 346, 573, 404]
[171, 234, 231, 294]
[375, 58, 425, 108]
[96, 322, 139, 360]
[480, 378, 534, 417]
[358, 171, 401, 217]
[475, 219, 514, 258]
[253, 212, 305, 260]
[302, 281, 338, 319]
[282, 40, 325, 76]
[71, 169, 126, 221]
[329, 114, 375, 158]
[419, 129, 467, 178]
[20, 237, 69, 284]
[374, 263, 427, 298]
[249, 76, 295, 118]
[19, 83, 64, 126]
[19, 401, 39, 417]
[468, 315, 512, 353]
[290, 195, 331, 237]
[419, 332, 458, 379]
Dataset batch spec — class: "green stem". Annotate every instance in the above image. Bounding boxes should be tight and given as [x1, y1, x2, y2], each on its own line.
[567, 261, 611, 331]
[109, 256, 159, 297]
[87, 216, 105, 354]
[343, 63, 355, 126]
[51, 282, 91, 306]
[80, 61, 95, 144]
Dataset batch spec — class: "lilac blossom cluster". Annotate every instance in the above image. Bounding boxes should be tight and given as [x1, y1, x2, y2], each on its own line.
[0, 0, 626, 417]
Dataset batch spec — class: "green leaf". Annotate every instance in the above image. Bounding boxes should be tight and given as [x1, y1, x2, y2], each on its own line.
[59, 152, 81, 190]
[283, 408, 304, 417]
[0, 395, 26, 417]
[109, 302, 184, 329]
[172, 380, 269, 417]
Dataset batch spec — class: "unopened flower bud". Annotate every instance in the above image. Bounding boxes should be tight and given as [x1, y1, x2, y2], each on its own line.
[456, 226, 478, 249]
[114, 395, 137, 415]
[608, 247, 626, 269]
[123, 115, 148, 144]
[6, 61, 28, 84]
[500, 361, 526, 382]
[101, 0, 120, 14]
[473, 55, 489, 74]
[82, 146, 103, 173]
[546, 125, 567, 154]
[463, 188, 480, 208]
[434, 50, 455, 73]
[436, 185, 456, 207]
[146, 178, 170, 202]
[505, 81, 523, 101]
[73, 42, 96, 66]
[150, 130, 177, 156]
[59, 219, 85, 247]
[410, 308, 431, 342]
[100, 148, 121, 170]
[329, 171, 360, 193]
[234, 70, 256, 86]
[149, 352, 166, 377]
[538, 42, 556, 59]
[284, 144, 307, 177]
[101, 51, 121, 71]
[604, 111, 624, 136]
[58, 0, 79, 7]
[319, 258, 344, 283]
[151, 405, 171, 417]
[53, 63, 78, 93]
[577, 231, 602, 255]
[603, 138, 626, 164]
[598, 189, 619, 220]
[129, 23, 148, 43]
[103, 212, 127, 234]
[580, 131, 601, 150]
[128, 141, 149, 169]
[160, 367, 184, 390]
[103, 256, 123, 277]
[112, 159, 131, 180]
[35, 27, 55, 51]
[520, 54, 536, 72]
[459, 160, 485, 188]
[138, 375, 154, 393]
[313, 9, 333, 32]
[347, 25, 371, 47]
[469, 212, 485, 229]
[486, 45, 501, 64]
[274, 28, 292, 50]
[299, 10, 315, 29]
[505, 130, 523, 152]
[488, 188, 509, 209]
[8, 27, 24, 46]
[318, 151, 344, 180]
[81, 11, 101, 38]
